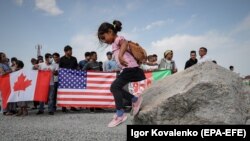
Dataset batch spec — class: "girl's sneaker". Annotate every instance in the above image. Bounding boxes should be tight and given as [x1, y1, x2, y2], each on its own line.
[132, 95, 143, 116]
[108, 114, 127, 128]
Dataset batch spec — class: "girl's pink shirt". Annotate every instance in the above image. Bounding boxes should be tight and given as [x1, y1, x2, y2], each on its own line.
[112, 36, 139, 69]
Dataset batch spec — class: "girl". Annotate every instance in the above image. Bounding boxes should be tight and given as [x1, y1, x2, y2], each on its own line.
[98, 20, 146, 127]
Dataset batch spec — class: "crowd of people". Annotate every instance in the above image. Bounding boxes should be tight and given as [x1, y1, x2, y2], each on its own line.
[0, 21, 236, 128]
[0, 45, 234, 117]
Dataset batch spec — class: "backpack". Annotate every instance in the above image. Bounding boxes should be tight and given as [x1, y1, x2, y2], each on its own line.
[127, 41, 147, 64]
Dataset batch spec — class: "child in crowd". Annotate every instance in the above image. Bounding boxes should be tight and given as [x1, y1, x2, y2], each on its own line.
[34, 53, 57, 115]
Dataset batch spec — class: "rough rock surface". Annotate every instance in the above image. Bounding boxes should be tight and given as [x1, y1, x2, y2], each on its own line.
[133, 62, 250, 124]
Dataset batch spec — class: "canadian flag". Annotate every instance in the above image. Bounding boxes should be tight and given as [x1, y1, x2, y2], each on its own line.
[0, 69, 51, 109]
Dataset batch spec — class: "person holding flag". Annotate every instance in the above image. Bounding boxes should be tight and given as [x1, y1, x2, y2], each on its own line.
[34, 53, 58, 115]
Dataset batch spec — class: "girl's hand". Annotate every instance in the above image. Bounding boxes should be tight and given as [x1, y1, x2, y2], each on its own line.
[119, 57, 128, 67]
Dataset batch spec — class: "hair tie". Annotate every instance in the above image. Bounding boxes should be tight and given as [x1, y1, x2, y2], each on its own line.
[113, 24, 116, 29]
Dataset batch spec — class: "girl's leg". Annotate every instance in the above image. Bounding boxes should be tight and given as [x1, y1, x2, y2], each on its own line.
[108, 68, 146, 127]
[108, 77, 131, 127]
[110, 77, 133, 110]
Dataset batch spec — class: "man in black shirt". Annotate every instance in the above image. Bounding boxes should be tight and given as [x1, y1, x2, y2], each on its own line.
[59, 46, 78, 69]
[59, 45, 79, 112]
[185, 50, 197, 69]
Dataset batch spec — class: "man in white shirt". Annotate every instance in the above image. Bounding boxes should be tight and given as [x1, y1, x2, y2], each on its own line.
[52, 53, 60, 111]
[34, 53, 57, 115]
[198, 47, 212, 63]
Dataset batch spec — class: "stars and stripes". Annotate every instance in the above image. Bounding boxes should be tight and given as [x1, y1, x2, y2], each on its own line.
[59, 69, 87, 89]
[57, 69, 171, 108]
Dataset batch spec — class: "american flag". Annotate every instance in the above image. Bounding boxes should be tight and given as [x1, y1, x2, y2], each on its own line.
[57, 68, 116, 108]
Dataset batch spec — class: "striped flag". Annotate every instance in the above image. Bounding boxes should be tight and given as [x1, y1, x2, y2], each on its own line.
[128, 70, 172, 95]
[57, 69, 116, 108]
[57, 69, 171, 108]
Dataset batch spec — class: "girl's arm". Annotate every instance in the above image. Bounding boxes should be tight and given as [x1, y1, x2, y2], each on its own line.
[118, 40, 128, 67]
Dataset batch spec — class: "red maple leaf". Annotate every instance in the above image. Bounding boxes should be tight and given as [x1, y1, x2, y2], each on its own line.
[13, 73, 32, 96]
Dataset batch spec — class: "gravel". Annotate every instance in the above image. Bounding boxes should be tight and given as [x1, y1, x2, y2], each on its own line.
[0, 109, 130, 141]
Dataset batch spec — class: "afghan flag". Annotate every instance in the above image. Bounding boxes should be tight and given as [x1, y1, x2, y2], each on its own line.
[128, 70, 172, 95]
[0, 69, 51, 109]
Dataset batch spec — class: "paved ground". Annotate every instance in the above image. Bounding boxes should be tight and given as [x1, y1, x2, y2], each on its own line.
[0, 109, 131, 141]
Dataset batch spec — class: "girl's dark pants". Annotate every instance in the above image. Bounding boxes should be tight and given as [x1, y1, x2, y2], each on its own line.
[110, 67, 145, 110]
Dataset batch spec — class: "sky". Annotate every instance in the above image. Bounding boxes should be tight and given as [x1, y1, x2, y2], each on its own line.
[0, 0, 250, 76]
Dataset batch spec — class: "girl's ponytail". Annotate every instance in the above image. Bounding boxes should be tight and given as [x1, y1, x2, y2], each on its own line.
[113, 20, 122, 33]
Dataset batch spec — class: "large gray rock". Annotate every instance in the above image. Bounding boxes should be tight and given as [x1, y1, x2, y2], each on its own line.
[133, 62, 250, 124]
